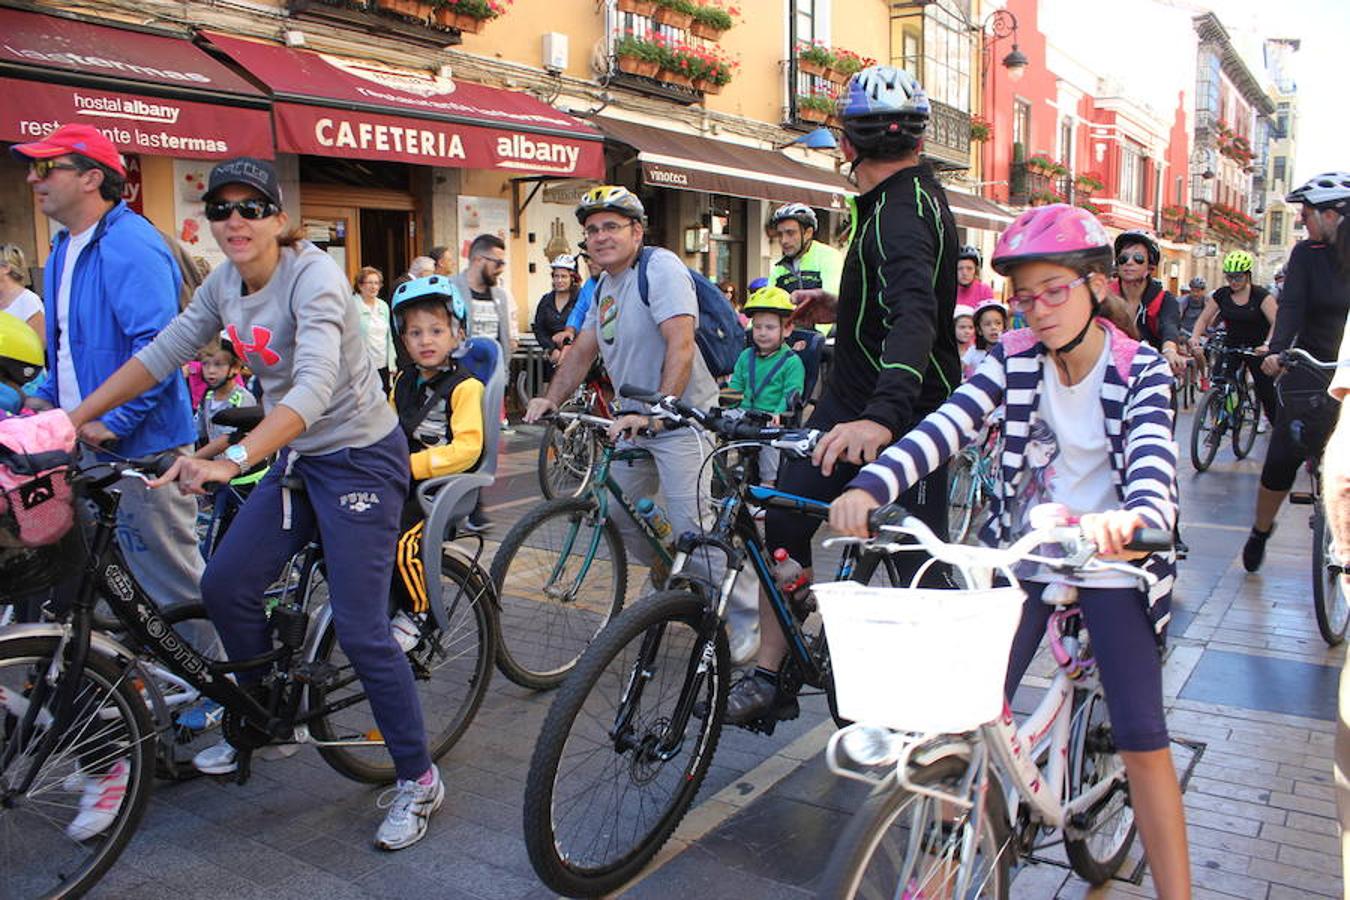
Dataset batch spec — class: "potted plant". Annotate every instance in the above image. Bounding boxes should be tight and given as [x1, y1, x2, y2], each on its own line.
[652, 0, 696, 29]
[656, 40, 698, 87]
[1074, 171, 1104, 194]
[614, 32, 663, 78]
[968, 115, 992, 143]
[1025, 153, 1058, 176]
[796, 40, 834, 79]
[377, 0, 433, 18]
[797, 93, 835, 124]
[689, 45, 736, 94]
[617, 0, 659, 15]
[826, 47, 870, 84]
[434, 0, 509, 31]
[689, 3, 735, 40]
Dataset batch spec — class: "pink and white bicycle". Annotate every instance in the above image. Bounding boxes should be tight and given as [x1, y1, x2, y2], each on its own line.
[814, 510, 1169, 899]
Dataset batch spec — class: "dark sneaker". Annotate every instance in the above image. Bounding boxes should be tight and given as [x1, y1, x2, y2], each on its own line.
[1242, 525, 1274, 573]
[724, 671, 798, 726]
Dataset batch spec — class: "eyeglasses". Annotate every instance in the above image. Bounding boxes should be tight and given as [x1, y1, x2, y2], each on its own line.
[1224, 272, 1249, 281]
[1010, 275, 1088, 313]
[475, 255, 506, 268]
[204, 199, 280, 222]
[28, 160, 81, 180]
[1116, 252, 1147, 266]
[583, 221, 635, 238]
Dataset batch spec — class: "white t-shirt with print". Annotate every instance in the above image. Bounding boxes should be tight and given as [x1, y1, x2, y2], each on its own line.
[1016, 336, 1134, 587]
[56, 227, 95, 410]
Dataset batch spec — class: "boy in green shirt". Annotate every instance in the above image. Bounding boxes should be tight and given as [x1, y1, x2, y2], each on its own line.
[727, 286, 805, 487]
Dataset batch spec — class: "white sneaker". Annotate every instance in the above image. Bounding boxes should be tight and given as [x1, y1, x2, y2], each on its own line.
[192, 740, 238, 775]
[391, 611, 423, 653]
[66, 759, 129, 841]
[374, 768, 444, 850]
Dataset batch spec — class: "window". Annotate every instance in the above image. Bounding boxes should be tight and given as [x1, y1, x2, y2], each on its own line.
[1276, 102, 1290, 138]
[1013, 99, 1031, 154]
[1270, 210, 1284, 246]
[1120, 144, 1145, 207]
[796, 0, 816, 43]
[888, 2, 971, 113]
[1059, 118, 1074, 170]
[1272, 156, 1287, 186]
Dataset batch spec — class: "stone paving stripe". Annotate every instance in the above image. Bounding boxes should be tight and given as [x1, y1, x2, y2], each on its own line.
[1179, 648, 1339, 720]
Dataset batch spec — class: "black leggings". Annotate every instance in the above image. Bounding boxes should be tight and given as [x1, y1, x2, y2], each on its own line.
[1260, 367, 1337, 493]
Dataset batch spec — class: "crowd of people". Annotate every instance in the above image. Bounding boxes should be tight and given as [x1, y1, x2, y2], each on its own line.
[3, 59, 1350, 896]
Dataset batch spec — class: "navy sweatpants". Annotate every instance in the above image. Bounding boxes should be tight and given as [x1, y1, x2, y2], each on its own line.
[201, 427, 431, 780]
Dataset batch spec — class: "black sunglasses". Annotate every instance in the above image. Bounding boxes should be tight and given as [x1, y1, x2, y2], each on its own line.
[204, 199, 280, 222]
[1117, 252, 1147, 266]
[28, 160, 81, 180]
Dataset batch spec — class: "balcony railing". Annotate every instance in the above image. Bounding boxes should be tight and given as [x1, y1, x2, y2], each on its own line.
[924, 100, 971, 171]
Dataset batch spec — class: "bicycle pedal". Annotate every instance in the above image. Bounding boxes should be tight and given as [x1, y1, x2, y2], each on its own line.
[292, 661, 340, 687]
[1289, 492, 1314, 506]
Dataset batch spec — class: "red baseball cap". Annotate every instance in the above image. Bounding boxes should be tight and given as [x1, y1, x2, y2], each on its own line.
[10, 124, 126, 177]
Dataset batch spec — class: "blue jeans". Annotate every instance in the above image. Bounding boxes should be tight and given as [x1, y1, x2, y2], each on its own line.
[201, 428, 430, 780]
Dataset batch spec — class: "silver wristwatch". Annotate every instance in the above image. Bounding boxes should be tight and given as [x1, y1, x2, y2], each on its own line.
[223, 443, 249, 473]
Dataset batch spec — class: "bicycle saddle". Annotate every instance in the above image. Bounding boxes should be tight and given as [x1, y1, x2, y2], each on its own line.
[212, 406, 264, 435]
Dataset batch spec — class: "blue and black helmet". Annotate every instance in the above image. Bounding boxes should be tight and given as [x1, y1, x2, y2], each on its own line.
[838, 65, 929, 157]
[390, 274, 467, 331]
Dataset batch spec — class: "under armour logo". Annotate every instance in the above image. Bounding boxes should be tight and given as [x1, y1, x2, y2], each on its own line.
[226, 324, 281, 366]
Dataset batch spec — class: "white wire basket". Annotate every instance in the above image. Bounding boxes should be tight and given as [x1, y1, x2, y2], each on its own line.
[815, 581, 1026, 734]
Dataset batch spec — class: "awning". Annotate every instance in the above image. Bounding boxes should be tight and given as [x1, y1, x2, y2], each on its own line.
[596, 118, 854, 211]
[945, 189, 1014, 231]
[0, 9, 272, 160]
[203, 33, 603, 178]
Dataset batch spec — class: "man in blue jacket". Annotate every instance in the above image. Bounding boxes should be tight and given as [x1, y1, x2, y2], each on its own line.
[16, 125, 201, 622]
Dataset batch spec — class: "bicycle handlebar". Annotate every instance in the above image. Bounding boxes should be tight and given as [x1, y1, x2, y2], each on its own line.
[617, 383, 821, 455]
[836, 503, 1165, 586]
[1279, 348, 1343, 371]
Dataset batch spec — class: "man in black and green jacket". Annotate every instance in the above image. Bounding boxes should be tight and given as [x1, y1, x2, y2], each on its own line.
[730, 65, 960, 725]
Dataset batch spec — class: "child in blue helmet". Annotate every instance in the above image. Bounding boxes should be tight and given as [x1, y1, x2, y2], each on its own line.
[387, 275, 485, 641]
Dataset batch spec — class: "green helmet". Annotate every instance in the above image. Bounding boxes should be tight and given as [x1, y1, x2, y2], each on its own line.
[1222, 250, 1254, 274]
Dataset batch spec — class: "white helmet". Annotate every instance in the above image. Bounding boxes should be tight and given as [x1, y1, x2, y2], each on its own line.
[770, 202, 818, 232]
[973, 299, 1008, 324]
[549, 254, 577, 271]
[1285, 172, 1350, 212]
[953, 304, 976, 321]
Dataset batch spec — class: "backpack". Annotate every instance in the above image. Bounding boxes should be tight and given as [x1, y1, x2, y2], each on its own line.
[635, 248, 743, 378]
[0, 409, 77, 548]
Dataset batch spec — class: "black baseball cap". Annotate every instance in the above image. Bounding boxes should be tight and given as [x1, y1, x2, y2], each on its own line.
[203, 157, 282, 206]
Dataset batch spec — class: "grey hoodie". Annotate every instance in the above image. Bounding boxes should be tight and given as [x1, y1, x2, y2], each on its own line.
[138, 241, 397, 455]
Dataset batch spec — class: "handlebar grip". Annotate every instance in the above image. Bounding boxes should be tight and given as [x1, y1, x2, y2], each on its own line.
[1124, 528, 1173, 553]
[618, 384, 662, 403]
[867, 502, 907, 534]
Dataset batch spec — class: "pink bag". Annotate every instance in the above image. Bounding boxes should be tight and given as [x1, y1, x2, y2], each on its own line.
[0, 409, 77, 548]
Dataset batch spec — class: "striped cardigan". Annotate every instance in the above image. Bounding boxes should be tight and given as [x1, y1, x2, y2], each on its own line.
[849, 318, 1179, 640]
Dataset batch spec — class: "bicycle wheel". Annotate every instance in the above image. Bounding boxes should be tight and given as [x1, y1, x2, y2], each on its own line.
[523, 590, 728, 897]
[309, 551, 495, 784]
[818, 755, 1011, 900]
[1312, 506, 1350, 646]
[1189, 388, 1224, 472]
[947, 455, 976, 543]
[1231, 382, 1260, 459]
[538, 415, 599, 500]
[490, 497, 627, 690]
[0, 635, 156, 899]
[1064, 687, 1137, 883]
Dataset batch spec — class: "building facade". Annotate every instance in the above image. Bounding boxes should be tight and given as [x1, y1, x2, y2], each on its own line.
[1259, 37, 1300, 282]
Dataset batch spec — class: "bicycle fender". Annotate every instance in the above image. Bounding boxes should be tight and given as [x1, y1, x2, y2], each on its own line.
[0, 622, 140, 665]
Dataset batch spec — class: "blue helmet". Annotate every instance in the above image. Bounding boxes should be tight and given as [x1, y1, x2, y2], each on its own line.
[838, 66, 929, 157]
[748, 276, 769, 291]
[390, 274, 467, 331]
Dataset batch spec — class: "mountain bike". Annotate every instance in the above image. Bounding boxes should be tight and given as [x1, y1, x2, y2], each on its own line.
[537, 366, 613, 500]
[816, 510, 1170, 899]
[521, 388, 918, 898]
[947, 420, 1001, 544]
[1190, 336, 1262, 472]
[1281, 348, 1350, 646]
[0, 450, 496, 898]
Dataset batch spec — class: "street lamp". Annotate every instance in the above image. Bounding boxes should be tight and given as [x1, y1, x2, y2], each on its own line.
[981, 9, 1027, 85]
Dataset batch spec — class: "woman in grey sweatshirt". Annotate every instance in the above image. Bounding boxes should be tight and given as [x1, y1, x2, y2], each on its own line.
[70, 157, 443, 852]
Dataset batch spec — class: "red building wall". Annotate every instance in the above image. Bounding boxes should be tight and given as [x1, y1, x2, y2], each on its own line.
[981, 0, 1059, 206]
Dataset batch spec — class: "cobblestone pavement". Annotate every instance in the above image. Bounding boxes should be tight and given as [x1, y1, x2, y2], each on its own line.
[83, 414, 1343, 899]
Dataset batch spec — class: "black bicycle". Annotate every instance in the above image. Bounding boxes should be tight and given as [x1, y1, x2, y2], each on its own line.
[521, 387, 918, 898]
[0, 450, 496, 898]
[1190, 335, 1263, 472]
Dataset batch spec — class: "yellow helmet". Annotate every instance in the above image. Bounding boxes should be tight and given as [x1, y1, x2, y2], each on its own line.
[575, 185, 645, 225]
[0, 313, 42, 385]
[742, 286, 795, 316]
[1222, 250, 1254, 274]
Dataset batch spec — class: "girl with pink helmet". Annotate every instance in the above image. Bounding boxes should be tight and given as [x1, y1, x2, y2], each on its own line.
[832, 203, 1190, 898]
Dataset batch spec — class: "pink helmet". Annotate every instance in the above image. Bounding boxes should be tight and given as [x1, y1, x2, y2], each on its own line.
[952, 303, 976, 321]
[973, 299, 1008, 324]
[991, 203, 1113, 276]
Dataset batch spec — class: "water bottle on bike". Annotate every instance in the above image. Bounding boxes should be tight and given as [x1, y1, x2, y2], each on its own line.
[636, 497, 673, 542]
[769, 548, 816, 620]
